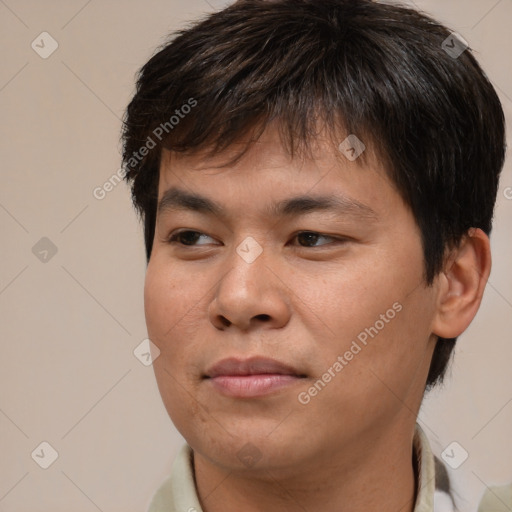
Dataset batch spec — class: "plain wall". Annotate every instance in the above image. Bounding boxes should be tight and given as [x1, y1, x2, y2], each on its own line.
[0, 0, 511, 511]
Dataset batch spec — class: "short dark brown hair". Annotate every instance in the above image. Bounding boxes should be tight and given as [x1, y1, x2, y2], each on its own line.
[121, 0, 506, 389]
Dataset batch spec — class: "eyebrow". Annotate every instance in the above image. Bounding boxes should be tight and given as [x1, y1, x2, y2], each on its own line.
[157, 186, 379, 222]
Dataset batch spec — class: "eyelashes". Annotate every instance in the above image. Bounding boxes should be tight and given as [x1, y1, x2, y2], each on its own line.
[167, 230, 349, 248]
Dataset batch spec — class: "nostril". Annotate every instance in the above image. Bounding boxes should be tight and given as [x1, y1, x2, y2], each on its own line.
[220, 316, 231, 327]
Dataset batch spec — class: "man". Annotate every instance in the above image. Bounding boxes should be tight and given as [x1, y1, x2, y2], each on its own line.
[121, 1, 506, 510]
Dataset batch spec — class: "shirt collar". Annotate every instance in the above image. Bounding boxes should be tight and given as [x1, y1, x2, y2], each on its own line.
[413, 422, 436, 511]
[148, 423, 436, 512]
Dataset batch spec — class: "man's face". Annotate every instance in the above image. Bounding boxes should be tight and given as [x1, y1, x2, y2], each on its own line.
[145, 125, 439, 474]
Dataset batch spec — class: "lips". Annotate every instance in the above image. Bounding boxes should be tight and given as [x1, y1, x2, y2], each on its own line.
[204, 356, 305, 379]
[204, 357, 306, 398]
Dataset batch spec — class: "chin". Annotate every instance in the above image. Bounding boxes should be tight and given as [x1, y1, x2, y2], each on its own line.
[186, 425, 307, 473]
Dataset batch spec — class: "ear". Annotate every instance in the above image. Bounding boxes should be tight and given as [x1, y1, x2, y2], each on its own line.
[431, 228, 492, 339]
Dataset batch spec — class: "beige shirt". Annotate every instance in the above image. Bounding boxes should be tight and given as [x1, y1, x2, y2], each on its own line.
[478, 483, 512, 511]
[148, 423, 436, 512]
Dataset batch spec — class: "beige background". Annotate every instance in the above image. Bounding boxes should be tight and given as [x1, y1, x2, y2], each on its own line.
[0, 0, 510, 511]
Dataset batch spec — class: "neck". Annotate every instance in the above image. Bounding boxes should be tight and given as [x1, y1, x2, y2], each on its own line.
[193, 422, 418, 512]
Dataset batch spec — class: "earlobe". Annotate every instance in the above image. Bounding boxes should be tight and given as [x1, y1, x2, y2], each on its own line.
[431, 228, 492, 339]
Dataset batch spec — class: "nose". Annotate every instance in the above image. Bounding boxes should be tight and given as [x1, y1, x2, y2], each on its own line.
[208, 241, 291, 332]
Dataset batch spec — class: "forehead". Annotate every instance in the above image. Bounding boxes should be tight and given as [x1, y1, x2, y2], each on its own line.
[160, 123, 387, 182]
[156, 124, 397, 220]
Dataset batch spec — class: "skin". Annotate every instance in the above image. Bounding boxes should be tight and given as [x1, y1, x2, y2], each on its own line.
[144, 123, 491, 512]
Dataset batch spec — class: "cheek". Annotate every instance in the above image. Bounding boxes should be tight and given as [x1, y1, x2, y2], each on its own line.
[144, 257, 195, 343]
[144, 258, 208, 432]
[143, 256, 211, 377]
[144, 261, 170, 344]
[299, 249, 434, 398]
[332, 285, 435, 408]
[296, 258, 408, 348]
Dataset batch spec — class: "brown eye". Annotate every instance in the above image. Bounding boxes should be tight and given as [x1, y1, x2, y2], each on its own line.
[294, 231, 339, 247]
[168, 230, 214, 246]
